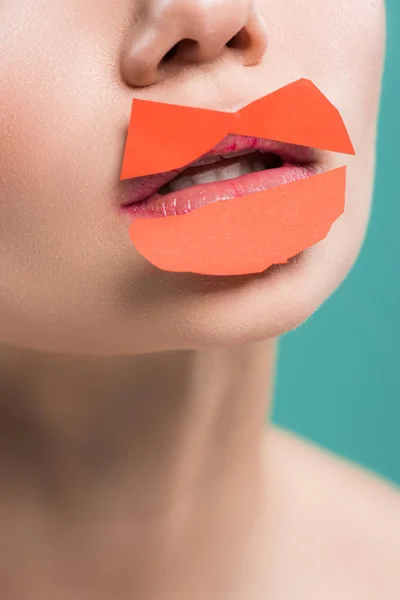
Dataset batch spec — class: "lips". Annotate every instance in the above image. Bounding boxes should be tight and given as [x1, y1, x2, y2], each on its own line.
[120, 135, 321, 217]
[119, 78, 355, 276]
[120, 78, 354, 182]
[128, 167, 347, 276]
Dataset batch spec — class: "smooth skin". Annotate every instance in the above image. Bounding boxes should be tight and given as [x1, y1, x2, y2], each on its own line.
[0, 1, 399, 599]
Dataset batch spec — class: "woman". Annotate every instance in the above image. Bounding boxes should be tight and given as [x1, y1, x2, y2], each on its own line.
[0, 0, 398, 598]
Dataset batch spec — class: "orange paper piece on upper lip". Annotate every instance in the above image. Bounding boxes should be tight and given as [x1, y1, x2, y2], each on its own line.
[129, 167, 347, 276]
[120, 78, 355, 180]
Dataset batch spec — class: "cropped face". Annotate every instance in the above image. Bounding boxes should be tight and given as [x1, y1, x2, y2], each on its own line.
[0, 0, 386, 355]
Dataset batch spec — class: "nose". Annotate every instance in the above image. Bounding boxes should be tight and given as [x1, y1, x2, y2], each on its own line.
[121, 0, 268, 87]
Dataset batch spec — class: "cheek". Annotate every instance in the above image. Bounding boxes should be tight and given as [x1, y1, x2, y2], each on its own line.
[0, 59, 130, 340]
[265, 0, 386, 127]
[0, 44, 122, 273]
[0, 86, 94, 292]
[0, 2, 123, 231]
[0, 4, 143, 353]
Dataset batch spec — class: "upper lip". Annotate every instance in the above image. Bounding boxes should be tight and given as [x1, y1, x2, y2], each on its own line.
[119, 79, 356, 207]
[120, 135, 319, 206]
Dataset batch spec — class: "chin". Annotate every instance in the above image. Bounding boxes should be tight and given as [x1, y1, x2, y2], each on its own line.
[94, 223, 366, 355]
[0, 210, 366, 358]
[157, 227, 366, 352]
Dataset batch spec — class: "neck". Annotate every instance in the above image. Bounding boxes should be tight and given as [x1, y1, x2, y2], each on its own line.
[0, 340, 277, 597]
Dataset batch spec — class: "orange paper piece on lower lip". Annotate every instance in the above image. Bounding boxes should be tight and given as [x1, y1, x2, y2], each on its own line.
[129, 167, 346, 276]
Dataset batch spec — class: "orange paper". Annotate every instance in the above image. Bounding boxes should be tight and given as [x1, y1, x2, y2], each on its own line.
[120, 78, 354, 180]
[129, 167, 347, 276]
[121, 78, 354, 276]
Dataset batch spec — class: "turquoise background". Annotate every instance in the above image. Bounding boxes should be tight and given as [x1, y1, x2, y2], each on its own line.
[273, 1, 400, 486]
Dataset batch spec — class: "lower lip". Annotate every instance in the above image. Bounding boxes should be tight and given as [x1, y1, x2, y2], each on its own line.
[122, 162, 323, 220]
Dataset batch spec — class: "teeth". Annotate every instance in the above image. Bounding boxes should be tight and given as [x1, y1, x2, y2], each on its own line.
[169, 176, 194, 192]
[241, 161, 252, 176]
[193, 169, 218, 185]
[217, 162, 242, 181]
[165, 158, 266, 193]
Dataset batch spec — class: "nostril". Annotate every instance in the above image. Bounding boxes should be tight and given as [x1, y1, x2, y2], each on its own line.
[226, 36, 237, 48]
[162, 43, 180, 62]
[226, 27, 251, 51]
[162, 39, 198, 63]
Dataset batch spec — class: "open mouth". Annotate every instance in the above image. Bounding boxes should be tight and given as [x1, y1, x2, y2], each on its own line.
[120, 135, 324, 220]
[158, 150, 283, 193]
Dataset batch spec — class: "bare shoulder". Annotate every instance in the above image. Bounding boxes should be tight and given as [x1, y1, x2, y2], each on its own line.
[266, 426, 400, 599]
